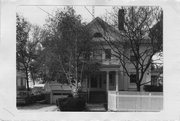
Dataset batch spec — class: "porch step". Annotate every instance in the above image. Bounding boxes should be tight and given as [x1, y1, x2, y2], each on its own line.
[86, 103, 106, 112]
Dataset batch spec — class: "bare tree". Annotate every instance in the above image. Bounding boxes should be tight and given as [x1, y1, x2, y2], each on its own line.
[99, 6, 163, 91]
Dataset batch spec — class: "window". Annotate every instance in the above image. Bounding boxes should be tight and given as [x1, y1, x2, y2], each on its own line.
[151, 75, 158, 86]
[105, 49, 111, 59]
[93, 32, 103, 38]
[130, 74, 136, 83]
[20, 77, 24, 86]
[109, 71, 116, 85]
[92, 49, 102, 59]
[130, 50, 136, 61]
[91, 74, 98, 88]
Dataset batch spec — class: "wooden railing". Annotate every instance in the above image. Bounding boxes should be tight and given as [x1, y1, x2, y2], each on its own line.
[108, 91, 163, 112]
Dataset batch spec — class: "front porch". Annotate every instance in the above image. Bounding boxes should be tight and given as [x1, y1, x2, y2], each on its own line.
[84, 66, 163, 112]
[86, 65, 123, 103]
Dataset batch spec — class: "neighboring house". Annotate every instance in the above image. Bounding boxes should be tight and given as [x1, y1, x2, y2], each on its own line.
[17, 71, 26, 90]
[151, 68, 163, 86]
[44, 81, 72, 104]
[16, 71, 31, 104]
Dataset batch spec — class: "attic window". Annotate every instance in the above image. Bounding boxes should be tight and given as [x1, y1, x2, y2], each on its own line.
[93, 32, 103, 38]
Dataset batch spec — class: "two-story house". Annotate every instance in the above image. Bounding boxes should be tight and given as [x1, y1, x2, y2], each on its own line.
[81, 16, 152, 103]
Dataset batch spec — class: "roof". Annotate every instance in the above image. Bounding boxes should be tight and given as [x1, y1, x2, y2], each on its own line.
[86, 17, 161, 45]
[86, 17, 124, 42]
[45, 82, 72, 91]
[50, 85, 72, 91]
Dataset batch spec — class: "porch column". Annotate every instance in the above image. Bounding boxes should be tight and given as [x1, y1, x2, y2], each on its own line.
[106, 71, 109, 91]
[116, 70, 119, 92]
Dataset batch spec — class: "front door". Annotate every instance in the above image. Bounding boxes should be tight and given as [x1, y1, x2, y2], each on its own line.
[89, 71, 107, 103]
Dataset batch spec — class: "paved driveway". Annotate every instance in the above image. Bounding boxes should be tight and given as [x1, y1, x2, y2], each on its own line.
[17, 103, 59, 112]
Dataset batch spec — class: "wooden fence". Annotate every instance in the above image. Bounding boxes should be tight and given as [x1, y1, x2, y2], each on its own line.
[108, 91, 163, 112]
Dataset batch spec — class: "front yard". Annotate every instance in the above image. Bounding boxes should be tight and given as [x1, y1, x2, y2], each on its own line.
[17, 103, 107, 112]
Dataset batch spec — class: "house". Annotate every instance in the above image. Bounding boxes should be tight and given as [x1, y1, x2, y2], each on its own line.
[151, 67, 163, 86]
[41, 9, 162, 111]
[79, 15, 152, 103]
[78, 10, 163, 111]
[16, 71, 31, 104]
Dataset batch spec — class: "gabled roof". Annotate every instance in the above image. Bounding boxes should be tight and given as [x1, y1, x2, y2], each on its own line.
[86, 17, 124, 42]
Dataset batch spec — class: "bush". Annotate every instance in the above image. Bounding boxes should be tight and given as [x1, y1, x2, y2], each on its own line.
[31, 94, 45, 102]
[143, 85, 163, 92]
[57, 96, 86, 111]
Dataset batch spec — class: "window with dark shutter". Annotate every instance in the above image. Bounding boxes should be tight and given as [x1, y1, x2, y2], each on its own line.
[130, 74, 136, 83]
[105, 49, 111, 59]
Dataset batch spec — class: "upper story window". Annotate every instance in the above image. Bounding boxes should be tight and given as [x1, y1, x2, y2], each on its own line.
[105, 49, 111, 59]
[151, 75, 158, 86]
[130, 74, 136, 83]
[90, 49, 102, 59]
[93, 32, 103, 38]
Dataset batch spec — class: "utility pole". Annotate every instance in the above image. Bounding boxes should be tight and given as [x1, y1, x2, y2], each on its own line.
[92, 6, 95, 19]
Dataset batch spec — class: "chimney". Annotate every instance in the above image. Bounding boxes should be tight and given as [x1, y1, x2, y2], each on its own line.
[118, 9, 125, 31]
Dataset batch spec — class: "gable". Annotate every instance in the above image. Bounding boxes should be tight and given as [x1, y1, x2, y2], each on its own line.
[86, 17, 124, 42]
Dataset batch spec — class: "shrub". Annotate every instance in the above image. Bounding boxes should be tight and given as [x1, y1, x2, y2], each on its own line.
[143, 85, 163, 92]
[57, 96, 86, 111]
[31, 94, 45, 102]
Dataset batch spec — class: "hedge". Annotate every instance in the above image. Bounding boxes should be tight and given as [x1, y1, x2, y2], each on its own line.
[144, 85, 163, 92]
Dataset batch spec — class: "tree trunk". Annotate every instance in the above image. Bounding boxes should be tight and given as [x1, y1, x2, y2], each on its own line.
[25, 68, 30, 91]
[136, 69, 140, 91]
[136, 82, 141, 91]
[31, 73, 35, 85]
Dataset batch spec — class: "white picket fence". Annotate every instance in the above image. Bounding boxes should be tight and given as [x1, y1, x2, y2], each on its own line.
[108, 91, 163, 112]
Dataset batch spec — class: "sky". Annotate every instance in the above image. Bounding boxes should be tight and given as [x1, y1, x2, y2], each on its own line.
[16, 6, 113, 26]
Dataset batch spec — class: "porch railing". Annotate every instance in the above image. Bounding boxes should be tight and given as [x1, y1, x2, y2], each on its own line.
[108, 91, 163, 112]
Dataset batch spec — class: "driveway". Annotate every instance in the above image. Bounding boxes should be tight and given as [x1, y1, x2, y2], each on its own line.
[17, 103, 59, 112]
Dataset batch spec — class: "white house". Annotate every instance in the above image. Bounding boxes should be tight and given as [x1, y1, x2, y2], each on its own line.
[78, 10, 163, 111]
[79, 16, 152, 103]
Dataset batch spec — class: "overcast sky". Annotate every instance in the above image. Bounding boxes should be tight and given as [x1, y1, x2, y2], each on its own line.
[16, 6, 113, 26]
